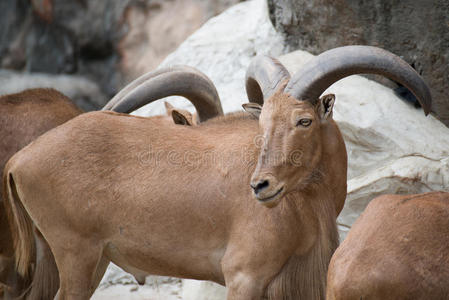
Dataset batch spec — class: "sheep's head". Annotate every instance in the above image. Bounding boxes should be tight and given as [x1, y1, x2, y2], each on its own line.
[245, 46, 432, 207]
[245, 91, 335, 207]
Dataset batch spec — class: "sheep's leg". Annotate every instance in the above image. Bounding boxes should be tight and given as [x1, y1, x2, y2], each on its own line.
[91, 255, 110, 292]
[221, 237, 290, 300]
[224, 272, 265, 300]
[222, 252, 271, 300]
[0, 203, 14, 286]
[0, 256, 24, 299]
[52, 240, 104, 300]
[0, 255, 14, 285]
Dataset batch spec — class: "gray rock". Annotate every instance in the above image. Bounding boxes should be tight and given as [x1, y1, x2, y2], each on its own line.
[25, 20, 77, 74]
[0, 70, 106, 111]
[267, 0, 449, 126]
[0, 0, 244, 107]
[0, 0, 29, 70]
[118, 0, 243, 83]
[0, 0, 129, 100]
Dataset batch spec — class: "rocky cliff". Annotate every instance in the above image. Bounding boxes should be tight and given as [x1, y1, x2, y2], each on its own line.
[267, 0, 449, 126]
[0, 0, 241, 110]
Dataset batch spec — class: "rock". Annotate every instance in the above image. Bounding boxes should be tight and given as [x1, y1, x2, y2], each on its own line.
[119, 0, 243, 82]
[25, 19, 77, 74]
[182, 280, 227, 300]
[0, 70, 106, 111]
[0, 0, 242, 106]
[0, 0, 29, 70]
[92, 263, 183, 300]
[0, 0, 129, 100]
[267, 0, 449, 127]
[133, 0, 287, 117]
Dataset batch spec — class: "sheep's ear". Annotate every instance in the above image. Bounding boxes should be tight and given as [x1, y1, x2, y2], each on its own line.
[317, 94, 335, 120]
[172, 110, 193, 126]
[242, 103, 262, 119]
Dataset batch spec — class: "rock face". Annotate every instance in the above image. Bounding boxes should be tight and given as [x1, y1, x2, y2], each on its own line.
[267, 0, 449, 126]
[0, 0, 128, 101]
[134, 0, 287, 116]
[119, 0, 243, 82]
[0, 0, 240, 107]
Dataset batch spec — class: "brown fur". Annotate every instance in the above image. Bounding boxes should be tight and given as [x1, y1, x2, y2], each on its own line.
[253, 92, 345, 299]
[3, 88, 347, 299]
[164, 102, 197, 126]
[0, 89, 81, 299]
[27, 229, 60, 300]
[266, 189, 340, 300]
[327, 192, 449, 300]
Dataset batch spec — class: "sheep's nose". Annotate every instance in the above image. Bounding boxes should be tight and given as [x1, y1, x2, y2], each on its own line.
[250, 179, 270, 195]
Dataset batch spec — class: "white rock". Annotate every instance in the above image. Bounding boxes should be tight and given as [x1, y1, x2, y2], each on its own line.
[181, 280, 227, 300]
[132, 0, 287, 117]
[92, 263, 183, 300]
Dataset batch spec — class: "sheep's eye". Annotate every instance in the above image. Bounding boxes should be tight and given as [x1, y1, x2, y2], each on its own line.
[296, 118, 312, 127]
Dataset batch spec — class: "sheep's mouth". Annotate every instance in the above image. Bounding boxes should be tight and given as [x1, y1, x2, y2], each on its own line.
[257, 187, 284, 203]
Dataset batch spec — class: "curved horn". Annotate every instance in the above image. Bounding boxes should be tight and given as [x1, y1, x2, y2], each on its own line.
[102, 67, 178, 111]
[245, 55, 291, 104]
[102, 66, 223, 122]
[284, 46, 432, 115]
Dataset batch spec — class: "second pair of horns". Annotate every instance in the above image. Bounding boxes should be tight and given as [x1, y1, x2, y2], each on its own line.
[245, 45, 432, 115]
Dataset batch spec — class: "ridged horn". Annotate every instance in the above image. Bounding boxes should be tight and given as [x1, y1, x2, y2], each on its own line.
[284, 45, 432, 115]
[245, 55, 291, 104]
[102, 66, 223, 122]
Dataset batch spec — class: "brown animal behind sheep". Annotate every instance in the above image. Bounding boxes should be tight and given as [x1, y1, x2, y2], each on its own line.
[327, 192, 449, 300]
[0, 89, 82, 299]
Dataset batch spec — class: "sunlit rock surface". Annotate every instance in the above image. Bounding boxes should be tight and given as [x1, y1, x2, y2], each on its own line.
[133, 0, 287, 117]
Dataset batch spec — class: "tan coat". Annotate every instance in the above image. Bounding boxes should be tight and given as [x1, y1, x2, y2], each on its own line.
[327, 192, 449, 300]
